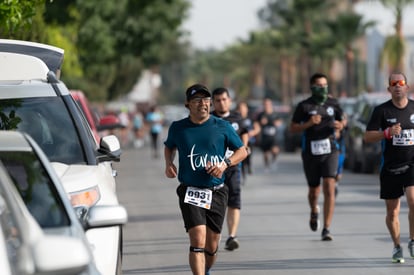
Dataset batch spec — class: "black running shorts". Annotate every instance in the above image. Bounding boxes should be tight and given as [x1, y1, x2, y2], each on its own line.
[301, 151, 339, 187]
[224, 167, 242, 209]
[176, 183, 228, 233]
[380, 166, 414, 199]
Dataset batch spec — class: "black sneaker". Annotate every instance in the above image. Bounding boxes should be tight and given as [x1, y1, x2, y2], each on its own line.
[309, 206, 320, 232]
[321, 228, 333, 241]
[225, 236, 239, 251]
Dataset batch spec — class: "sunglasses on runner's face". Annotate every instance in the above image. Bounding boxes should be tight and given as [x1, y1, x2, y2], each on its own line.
[390, 80, 406, 87]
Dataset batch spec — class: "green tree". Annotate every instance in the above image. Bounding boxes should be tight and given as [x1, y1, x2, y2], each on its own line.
[378, 0, 414, 73]
[0, 0, 45, 37]
[258, 0, 337, 100]
[326, 13, 375, 96]
[74, 0, 190, 100]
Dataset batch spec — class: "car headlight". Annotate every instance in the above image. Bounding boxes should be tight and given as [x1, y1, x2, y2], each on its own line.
[69, 186, 100, 208]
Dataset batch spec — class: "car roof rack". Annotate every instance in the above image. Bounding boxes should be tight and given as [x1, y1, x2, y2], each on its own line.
[0, 52, 49, 81]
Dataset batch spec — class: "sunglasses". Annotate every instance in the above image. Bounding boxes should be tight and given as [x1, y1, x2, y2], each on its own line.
[390, 80, 406, 87]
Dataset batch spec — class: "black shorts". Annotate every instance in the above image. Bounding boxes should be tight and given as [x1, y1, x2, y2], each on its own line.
[260, 135, 278, 151]
[380, 166, 414, 199]
[301, 152, 339, 187]
[224, 167, 241, 209]
[176, 183, 228, 233]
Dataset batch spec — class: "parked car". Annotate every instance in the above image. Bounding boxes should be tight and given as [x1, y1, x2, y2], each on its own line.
[344, 92, 391, 173]
[0, 131, 97, 274]
[0, 158, 91, 275]
[0, 40, 126, 275]
[0, 131, 129, 274]
[338, 96, 358, 118]
[70, 90, 123, 143]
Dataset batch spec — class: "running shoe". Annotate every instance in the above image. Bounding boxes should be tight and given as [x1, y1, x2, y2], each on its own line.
[321, 228, 333, 241]
[409, 239, 414, 258]
[309, 206, 320, 232]
[225, 236, 240, 251]
[392, 246, 405, 263]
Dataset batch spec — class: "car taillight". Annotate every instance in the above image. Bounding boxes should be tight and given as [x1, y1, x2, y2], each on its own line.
[69, 186, 100, 208]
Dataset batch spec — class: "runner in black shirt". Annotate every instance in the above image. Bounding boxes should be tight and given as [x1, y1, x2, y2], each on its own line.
[256, 98, 283, 172]
[364, 71, 414, 263]
[289, 73, 344, 241]
[211, 87, 249, 252]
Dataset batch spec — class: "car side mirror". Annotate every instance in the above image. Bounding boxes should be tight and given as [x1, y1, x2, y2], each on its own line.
[86, 205, 128, 229]
[97, 135, 121, 162]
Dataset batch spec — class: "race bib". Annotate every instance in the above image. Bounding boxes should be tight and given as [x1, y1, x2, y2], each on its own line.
[184, 186, 212, 209]
[310, 138, 331, 155]
[263, 126, 276, 136]
[393, 129, 414, 146]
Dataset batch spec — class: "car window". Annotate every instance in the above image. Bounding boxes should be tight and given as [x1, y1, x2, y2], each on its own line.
[1, 152, 70, 228]
[0, 97, 86, 164]
[359, 103, 374, 125]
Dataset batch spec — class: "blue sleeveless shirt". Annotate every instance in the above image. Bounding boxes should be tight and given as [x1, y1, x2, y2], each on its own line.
[164, 116, 244, 188]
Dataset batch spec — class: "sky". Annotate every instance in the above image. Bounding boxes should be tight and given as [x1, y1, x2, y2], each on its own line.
[183, 1, 414, 51]
[182, 0, 267, 50]
[354, 1, 414, 35]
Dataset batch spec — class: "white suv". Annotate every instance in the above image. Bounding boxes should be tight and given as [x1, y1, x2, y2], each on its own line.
[0, 41, 127, 275]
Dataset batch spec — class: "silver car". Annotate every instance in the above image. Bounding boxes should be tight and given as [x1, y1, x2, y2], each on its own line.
[0, 150, 91, 275]
[0, 131, 128, 274]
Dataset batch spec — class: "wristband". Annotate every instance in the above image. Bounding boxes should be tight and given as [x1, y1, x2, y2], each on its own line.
[224, 158, 231, 168]
[383, 127, 392, 139]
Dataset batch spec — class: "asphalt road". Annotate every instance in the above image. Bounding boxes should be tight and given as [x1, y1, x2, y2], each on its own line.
[115, 144, 414, 275]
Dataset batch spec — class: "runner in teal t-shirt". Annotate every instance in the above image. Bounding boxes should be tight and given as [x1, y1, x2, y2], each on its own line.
[163, 84, 247, 275]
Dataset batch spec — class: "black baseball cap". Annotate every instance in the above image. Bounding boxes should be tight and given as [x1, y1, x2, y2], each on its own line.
[186, 84, 211, 100]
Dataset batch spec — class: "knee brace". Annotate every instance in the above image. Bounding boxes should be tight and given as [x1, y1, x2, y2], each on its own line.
[204, 247, 218, 257]
[189, 246, 204, 253]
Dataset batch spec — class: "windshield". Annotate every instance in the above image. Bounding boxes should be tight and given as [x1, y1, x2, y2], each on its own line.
[1, 152, 70, 228]
[0, 97, 85, 164]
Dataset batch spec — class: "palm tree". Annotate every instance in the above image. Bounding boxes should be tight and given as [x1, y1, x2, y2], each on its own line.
[258, 0, 335, 100]
[326, 13, 376, 96]
[378, 0, 414, 72]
